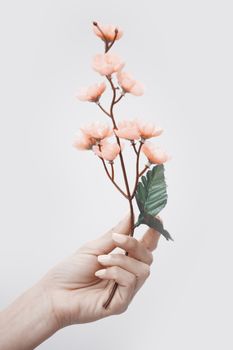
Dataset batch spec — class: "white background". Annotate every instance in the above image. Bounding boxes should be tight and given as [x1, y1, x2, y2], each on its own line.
[0, 1, 233, 349]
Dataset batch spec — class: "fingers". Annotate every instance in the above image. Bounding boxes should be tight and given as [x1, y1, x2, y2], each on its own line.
[95, 266, 136, 305]
[97, 254, 150, 277]
[112, 232, 153, 265]
[79, 214, 131, 255]
[139, 227, 161, 252]
[97, 253, 150, 290]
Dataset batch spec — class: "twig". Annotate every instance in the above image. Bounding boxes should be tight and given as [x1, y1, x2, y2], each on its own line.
[131, 142, 143, 199]
[138, 165, 149, 178]
[107, 29, 118, 52]
[131, 141, 138, 156]
[96, 102, 111, 117]
[110, 162, 115, 181]
[100, 159, 128, 199]
[114, 93, 124, 104]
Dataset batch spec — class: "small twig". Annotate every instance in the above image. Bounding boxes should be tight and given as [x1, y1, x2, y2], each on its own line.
[101, 158, 128, 199]
[114, 93, 124, 104]
[131, 141, 138, 156]
[110, 162, 115, 181]
[131, 142, 143, 199]
[138, 165, 149, 178]
[96, 102, 111, 117]
[107, 29, 118, 52]
[93, 21, 109, 52]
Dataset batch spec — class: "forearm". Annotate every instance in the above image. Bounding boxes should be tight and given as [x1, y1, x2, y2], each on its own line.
[0, 283, 59, 350]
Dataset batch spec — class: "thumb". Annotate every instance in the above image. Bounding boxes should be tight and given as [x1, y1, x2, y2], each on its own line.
[80, 213, 131, 255]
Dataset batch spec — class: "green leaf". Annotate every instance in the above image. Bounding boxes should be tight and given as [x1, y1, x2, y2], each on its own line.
[135, 165, 173, 241]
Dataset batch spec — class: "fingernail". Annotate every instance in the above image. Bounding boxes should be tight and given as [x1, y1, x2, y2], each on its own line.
[112, 232, 127, 244]
[95, 269, 106, 277]
[98, 255, 110, 263]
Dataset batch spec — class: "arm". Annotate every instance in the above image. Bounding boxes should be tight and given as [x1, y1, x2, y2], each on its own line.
[0, 214, 160, 349]
[0, 284, 58, 350]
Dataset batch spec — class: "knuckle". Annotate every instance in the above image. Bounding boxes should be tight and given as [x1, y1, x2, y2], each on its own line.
[112, 253, 124, 263]
[143, 265, 151, 278]
[111, 266, 120, 278]
[128, 237, 138, 250]
[128, 273, 137, 287]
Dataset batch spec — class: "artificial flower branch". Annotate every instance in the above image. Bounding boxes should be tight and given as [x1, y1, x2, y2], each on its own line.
[74, 21, 171, 309]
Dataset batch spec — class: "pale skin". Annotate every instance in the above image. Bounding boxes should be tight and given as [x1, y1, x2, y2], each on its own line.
[0, 215, 160, 350]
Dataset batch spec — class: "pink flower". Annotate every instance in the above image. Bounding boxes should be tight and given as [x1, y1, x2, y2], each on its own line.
[93, 22, 123, 42]
[73, 132, 95, 150]
[117, 71, 144, 96]
[80, 121, 113, 141]
[136, 120, 163, 139]
[92, 52, 125, 76]
[76, 82, 106, 102]
[114, 120, 141, 140]
[93, 140, 121, 161]
[142, 142, 170, 164]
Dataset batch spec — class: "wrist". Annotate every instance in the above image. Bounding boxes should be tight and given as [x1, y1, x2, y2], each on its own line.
[0, 282, 60, 350]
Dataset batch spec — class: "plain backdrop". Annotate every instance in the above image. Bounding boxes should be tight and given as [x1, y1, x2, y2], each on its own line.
[0, 0, 232, 349]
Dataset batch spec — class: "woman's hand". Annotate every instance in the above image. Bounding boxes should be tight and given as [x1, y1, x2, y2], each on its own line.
[41, 214, 160, 328]
[0, 215, 160, 350]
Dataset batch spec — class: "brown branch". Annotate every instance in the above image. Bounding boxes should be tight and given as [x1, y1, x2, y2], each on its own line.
[107, 29, 118, 52]
[130, 142, 143, 200]
[131, 141, 138, 156]
[103, 75, 135, 309]
[114, 93, 124, 104]
[96, 102, 111, 117]
[110, 162, 115, 181]
[100, 158, 128, 199]
[138, 165, 149, 178]
[93, 21, 109, 52]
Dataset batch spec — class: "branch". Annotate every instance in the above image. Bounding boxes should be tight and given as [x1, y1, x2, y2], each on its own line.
[110, 162, 115, 181]
[131, 141, 138, 156]
[107, 29, 118, 52]
[114, 93, 124, 104]
[131, 142, 143, 199]
[100, 158, 128, 199]
[138, 165, 149, 178]
[96, 102, 111, 117]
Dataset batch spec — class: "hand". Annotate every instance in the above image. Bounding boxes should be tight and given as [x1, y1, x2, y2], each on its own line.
[40, 214, 160, 328]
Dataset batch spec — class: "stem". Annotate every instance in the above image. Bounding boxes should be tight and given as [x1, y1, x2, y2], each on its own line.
[131, 141, 143, 200]
[100, 158, 128, 199]
[114, 93, 124, 104]
[103, 75, 135, 309]
[93, 22, 109, 52]
[139, 165, 149, 178]
[131, 141, 138, 156]
[110, 162, 115, 181]
[107, 29, 118, 52]
[97, 102, 111, 117]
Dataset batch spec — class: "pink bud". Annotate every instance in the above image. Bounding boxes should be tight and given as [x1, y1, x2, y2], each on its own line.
[93, 141, 121, 161]
[73, 132, 95, 150]
[136, 119, 163, 139]
[80, 121, 113, 141]
[114, 120, 141, 140]
[117, 71, 144, 96]
[93, 22, 123, 42]
[76, 82, 106, 102]
[142, 142, 170, 164]
[92, 52, 125, 76]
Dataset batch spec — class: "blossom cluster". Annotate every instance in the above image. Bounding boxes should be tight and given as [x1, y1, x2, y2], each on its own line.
[74, 22, 169, 167]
